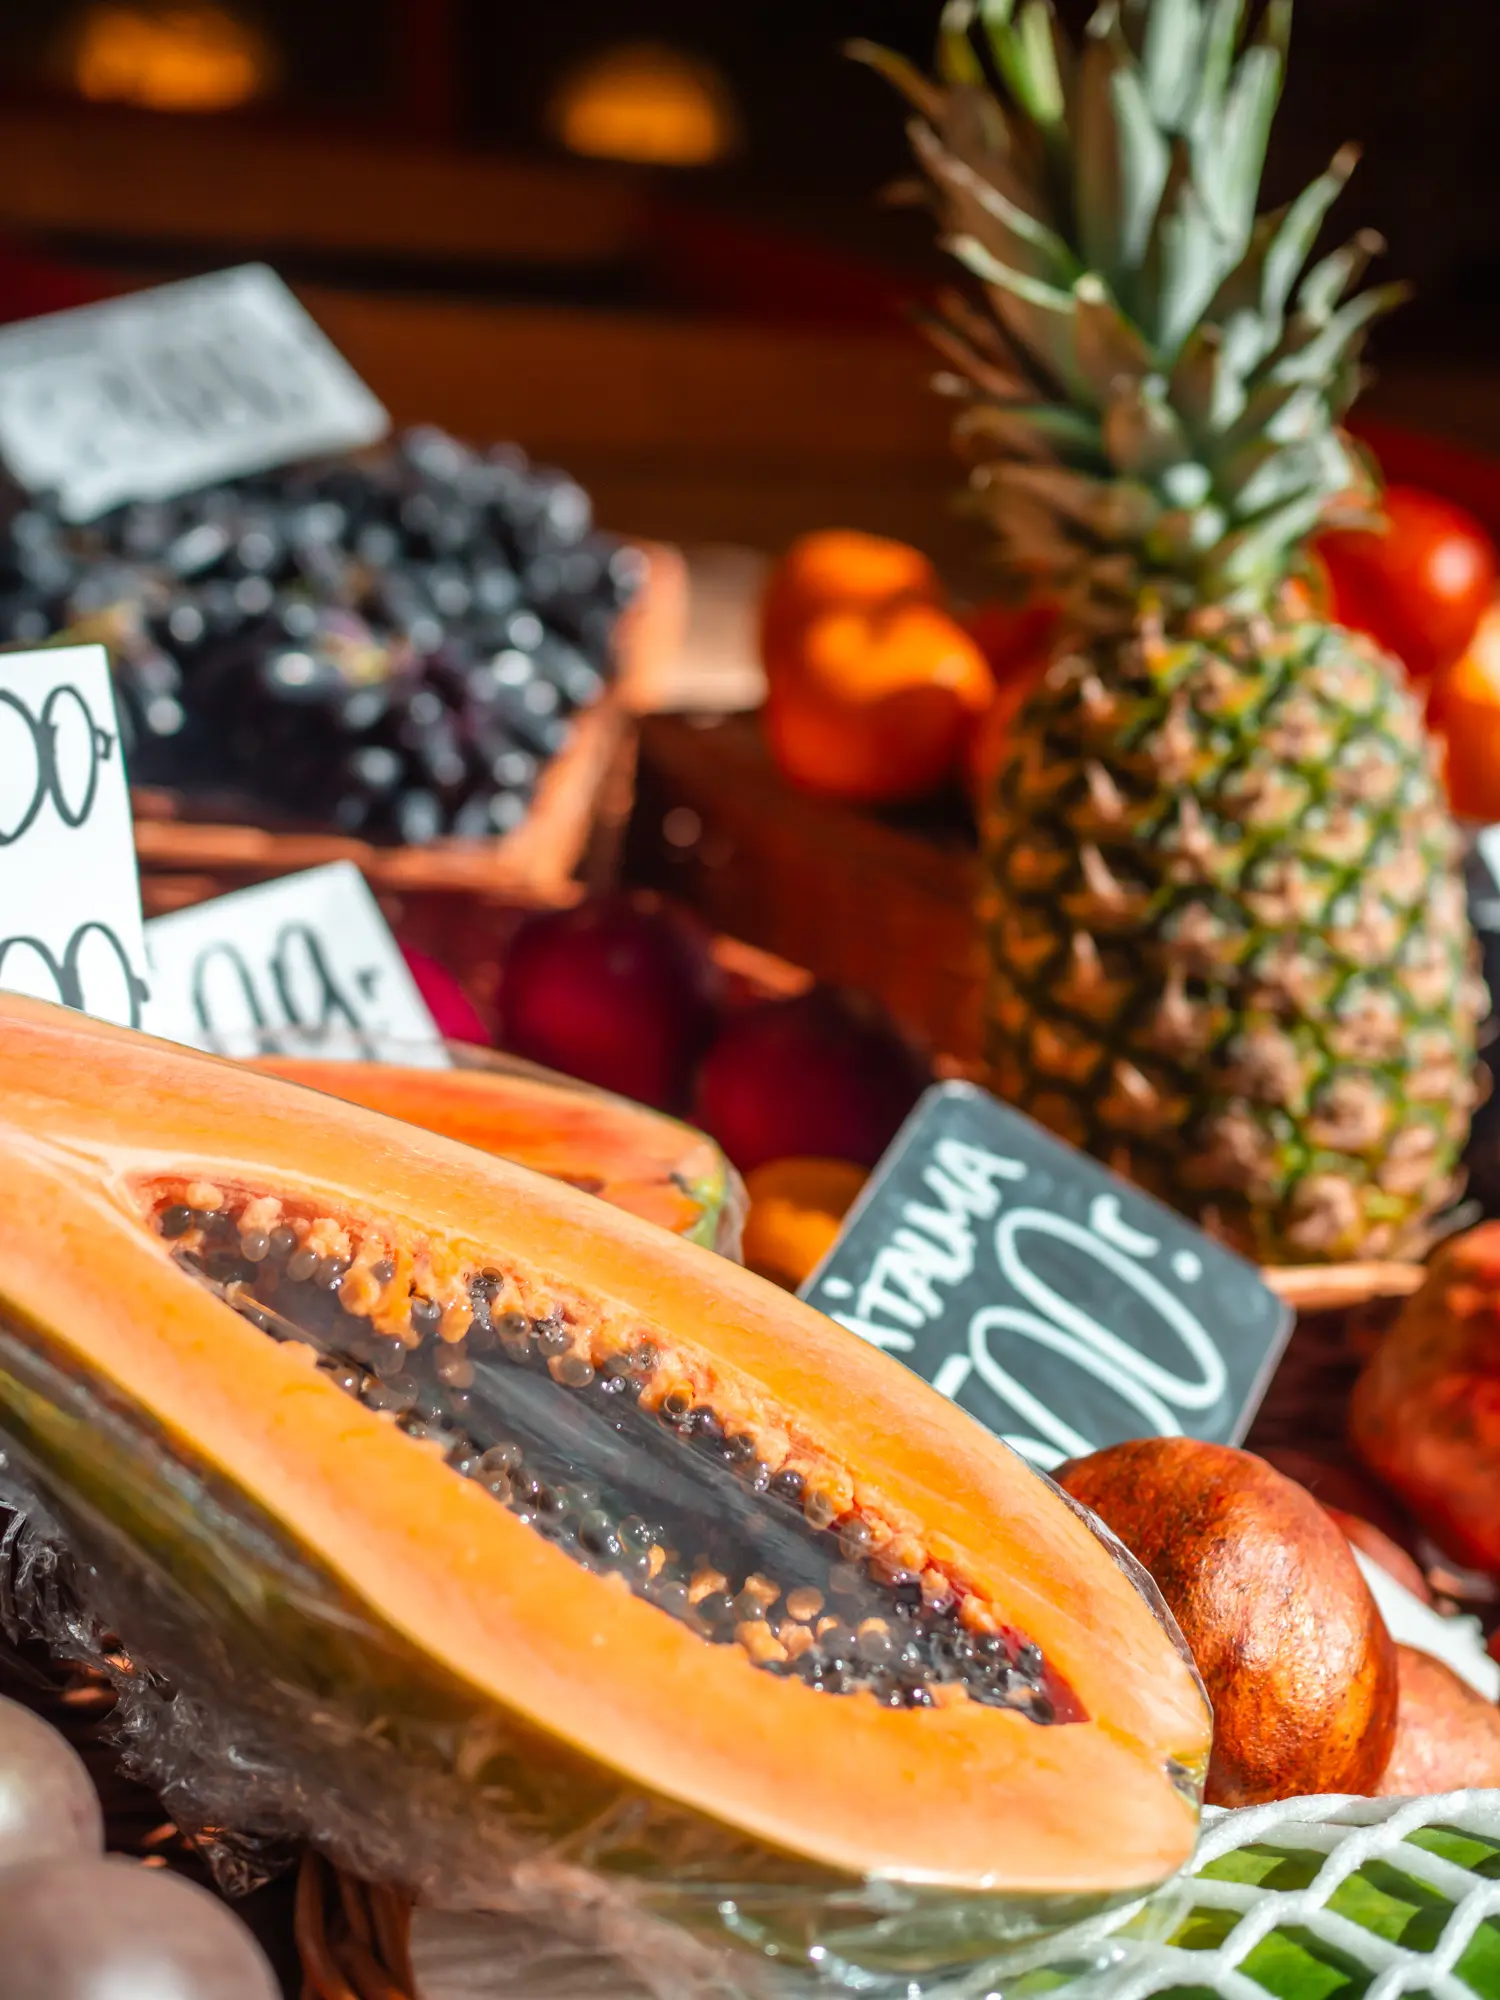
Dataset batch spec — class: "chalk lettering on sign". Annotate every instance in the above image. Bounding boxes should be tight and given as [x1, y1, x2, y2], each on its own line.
[1087, 1192, 1159, 1260]
[819, 1130, 1231, 1468]
[995, 1211, 1226, 1412]
[825, 1138, 1028, 1353]
[802, 1084, 1289, 1467]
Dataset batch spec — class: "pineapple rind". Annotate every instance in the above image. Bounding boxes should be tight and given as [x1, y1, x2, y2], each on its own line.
[982, 606, 1484, 1263]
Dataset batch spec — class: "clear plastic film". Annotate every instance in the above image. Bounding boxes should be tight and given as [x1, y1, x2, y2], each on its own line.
[186, 1030, 749, 1262]
[405, 1790, 1500, 2000]
[0, 1316, 1188, 2000]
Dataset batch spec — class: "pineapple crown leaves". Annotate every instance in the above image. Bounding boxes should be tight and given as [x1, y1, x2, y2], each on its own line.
[852, 0, 1408, 625]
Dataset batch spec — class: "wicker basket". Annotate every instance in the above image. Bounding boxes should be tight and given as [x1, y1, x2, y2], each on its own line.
[297, 1853, 415, 2000]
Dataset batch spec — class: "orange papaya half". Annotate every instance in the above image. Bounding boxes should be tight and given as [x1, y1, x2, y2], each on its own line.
[0, 997, 1208, 1977]
[250, 1050, 744, 1255]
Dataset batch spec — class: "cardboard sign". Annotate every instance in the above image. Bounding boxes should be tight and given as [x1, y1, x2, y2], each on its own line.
[142, 861, 447, 1064]
[0, 265, 389, 521]
[801, 1082, 1292, 1472]
[0, 643, 151, 1029]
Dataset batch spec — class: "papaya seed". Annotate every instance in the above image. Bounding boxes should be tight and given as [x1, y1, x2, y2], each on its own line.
[149, 1184, 1071, 1720]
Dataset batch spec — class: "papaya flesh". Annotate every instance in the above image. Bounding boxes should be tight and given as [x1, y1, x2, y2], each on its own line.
[251, 1049, 744, 1254]
[0, 997, 1208, 1977]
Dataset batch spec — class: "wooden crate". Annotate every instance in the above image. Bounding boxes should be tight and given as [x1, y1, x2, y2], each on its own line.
[626, 709, 984, 1062]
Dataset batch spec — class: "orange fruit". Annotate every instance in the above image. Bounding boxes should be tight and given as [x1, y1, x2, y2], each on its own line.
[741, 1157, 868, 1291]
[763, 599, 995, 805]
[760, 531, 942, 685]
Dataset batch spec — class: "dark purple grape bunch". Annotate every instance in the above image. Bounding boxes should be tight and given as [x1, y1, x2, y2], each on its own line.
[0, 1690, 279, 1997]
[0, 427, 646, 845]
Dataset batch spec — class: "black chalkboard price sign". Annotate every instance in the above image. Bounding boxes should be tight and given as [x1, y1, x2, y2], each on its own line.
[800, 1082, 1293, 1472]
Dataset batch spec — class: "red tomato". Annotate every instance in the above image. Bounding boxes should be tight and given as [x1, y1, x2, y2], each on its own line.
[1429, 599, 1500, 820]
[964, 597, 1058, 683]
[1317, 486, 1498, 680]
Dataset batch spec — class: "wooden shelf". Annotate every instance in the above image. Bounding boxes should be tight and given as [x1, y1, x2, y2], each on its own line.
[0, 106, 649, 267]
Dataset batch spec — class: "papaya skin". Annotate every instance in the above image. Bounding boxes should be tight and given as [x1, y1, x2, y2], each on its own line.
[0, 996, 1207, 1913]
[1058, 1438, 1397, 1806]
[252, 1055, 738, 1250]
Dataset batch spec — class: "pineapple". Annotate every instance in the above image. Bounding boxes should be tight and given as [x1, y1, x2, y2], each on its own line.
[860, 0, 1486, 1264]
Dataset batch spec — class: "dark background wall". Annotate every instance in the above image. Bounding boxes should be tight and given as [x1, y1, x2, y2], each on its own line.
[0, 0, 1495, 359]
[468, 0, 1500, 358]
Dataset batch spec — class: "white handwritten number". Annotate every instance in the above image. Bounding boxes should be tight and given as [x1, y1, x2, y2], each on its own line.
[825, 1133, 1231, 1465]
[995, 1210, 1226, 1412]
[1087, 1192, 1159, 1260]
[939, 1304, 1178, 1466]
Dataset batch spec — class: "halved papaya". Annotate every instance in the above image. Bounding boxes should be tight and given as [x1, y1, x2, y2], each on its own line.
[0, 997, 1208, 1979]
[250, 1049, 743, 1254]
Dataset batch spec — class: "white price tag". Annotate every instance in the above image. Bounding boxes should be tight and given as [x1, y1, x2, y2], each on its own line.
[0, 264, 389, 521]
[0, 643, 151, 1028]
[142, 861, 449, 1065]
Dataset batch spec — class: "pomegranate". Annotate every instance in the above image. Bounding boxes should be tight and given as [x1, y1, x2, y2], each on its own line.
[692, 987, 927, 1173]
[1257, 1446, 1417, 1550]
[400, 942, 490, 1046]
[1059, 1437, 1397, 1806]
[498, 898, 718, 1112]
[1351, 1223, 1500, 1576]
[1376, 1645, 1500, 1795]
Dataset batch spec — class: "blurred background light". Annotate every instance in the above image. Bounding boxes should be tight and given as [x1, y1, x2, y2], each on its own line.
[69, 3, 274, 112]
[549, 41, 739, 168]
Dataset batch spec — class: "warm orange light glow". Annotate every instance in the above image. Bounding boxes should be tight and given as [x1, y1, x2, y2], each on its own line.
[72, 4, 272, 112]
[551, 43, 739, 167]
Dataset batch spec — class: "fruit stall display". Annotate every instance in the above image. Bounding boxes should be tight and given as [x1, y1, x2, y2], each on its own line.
[12, 3, 1500, 2000]
[0, 995, 1214, 1991]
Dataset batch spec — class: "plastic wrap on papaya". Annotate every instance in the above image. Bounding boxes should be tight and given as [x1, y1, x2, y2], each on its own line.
[0, 996, 1209, 1995]
[253, 1043, 746, 1258]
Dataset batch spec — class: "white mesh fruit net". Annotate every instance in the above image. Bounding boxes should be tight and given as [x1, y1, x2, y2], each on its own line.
[1025, 1791, 1500, 2000]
